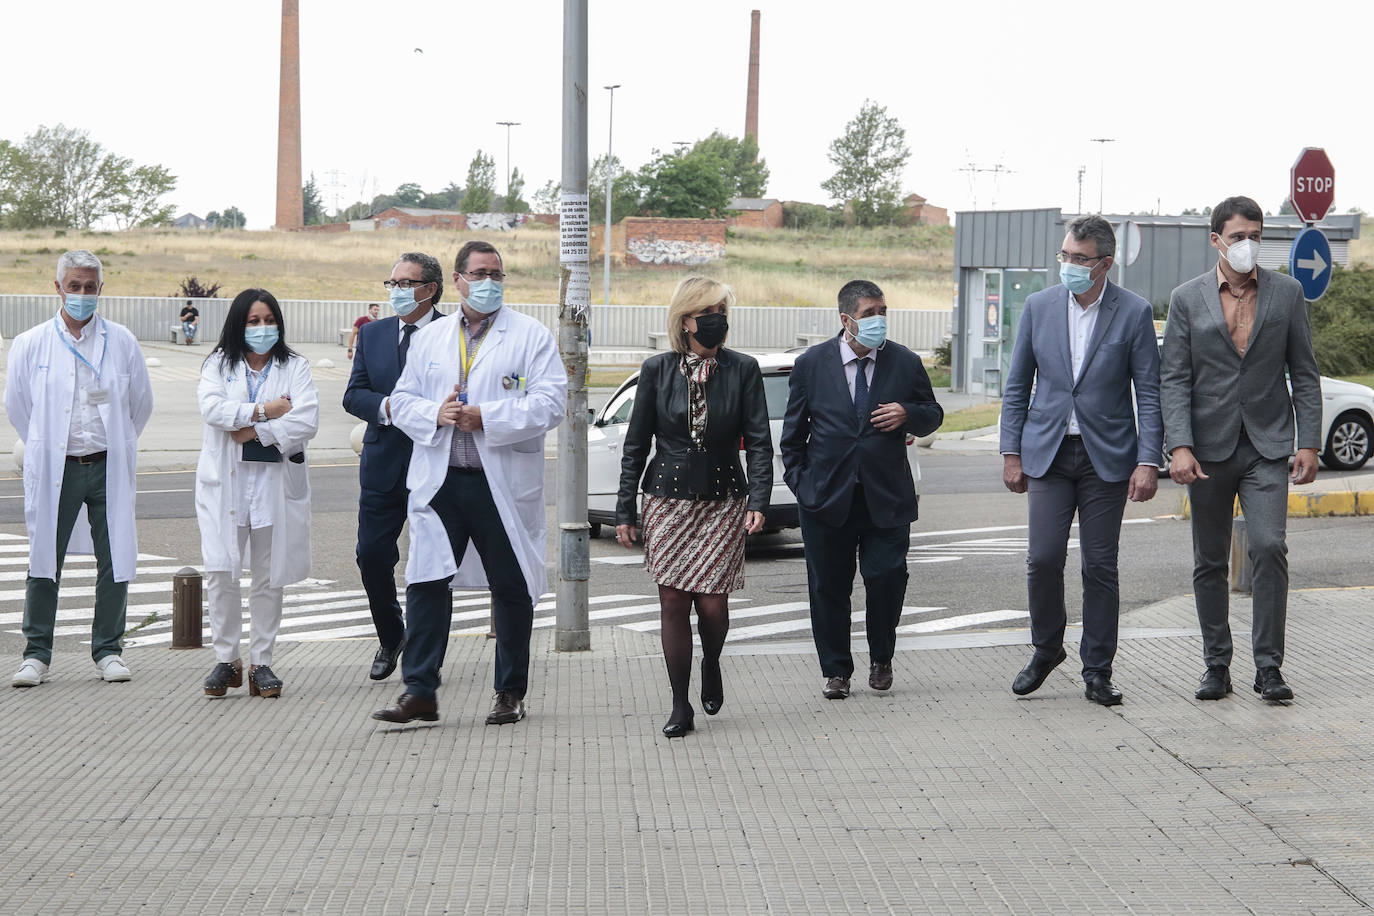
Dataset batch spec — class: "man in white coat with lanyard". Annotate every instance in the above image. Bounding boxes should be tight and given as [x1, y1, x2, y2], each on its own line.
[373, 241, 567, 726]
[6, 250, 154, 687]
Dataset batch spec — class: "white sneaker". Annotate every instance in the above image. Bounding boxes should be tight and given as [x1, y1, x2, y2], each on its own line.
[96, 655, 132, 682]
[12, 658, 48, 687]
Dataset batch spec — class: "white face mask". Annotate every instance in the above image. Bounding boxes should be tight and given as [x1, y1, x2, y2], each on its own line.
[1220, 237, 1259, 274]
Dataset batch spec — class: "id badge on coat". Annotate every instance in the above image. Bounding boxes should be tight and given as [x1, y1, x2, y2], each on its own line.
[86, 387, 110, 406]
[687, 450, 711, 495]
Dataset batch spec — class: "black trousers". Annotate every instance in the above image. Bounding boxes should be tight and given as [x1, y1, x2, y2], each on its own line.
[356, 479, 409, 650]
[799, 485, 910, 678]
[1025, 436, 1129, 679]
[402, 468, 533, 702]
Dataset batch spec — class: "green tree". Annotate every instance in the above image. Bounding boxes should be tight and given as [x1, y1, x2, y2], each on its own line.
[461, 151, 497, 211]
[420, 181, 462, 210]
[393, 182, 424, 207]
[532, 179, 560, 215]
[691, 131, 769, 198]
[208, 205, 246, 229]
[1, 124, 178, 230]
[109, 163, 176, 229]
[303, 173, 325, 225]
[637, 149, 730, 219]
[1309, 264, 1374, 376]
[589, 155, 639, 224]
[501, 167, 528, 213]
[821, 100, 911, 227]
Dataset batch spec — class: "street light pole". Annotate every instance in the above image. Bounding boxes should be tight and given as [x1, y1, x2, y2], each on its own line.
[497, 120, 521, 209]
[603, 84, 620, 306]
[1089, 138, 1114, 213]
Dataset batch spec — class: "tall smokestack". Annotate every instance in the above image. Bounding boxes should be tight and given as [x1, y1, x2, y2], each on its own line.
[275, 0, 303, 229]
[744, 10, 760, 145]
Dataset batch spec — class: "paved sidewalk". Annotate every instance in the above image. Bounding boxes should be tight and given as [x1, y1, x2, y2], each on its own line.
[2, 587, 1372, 913]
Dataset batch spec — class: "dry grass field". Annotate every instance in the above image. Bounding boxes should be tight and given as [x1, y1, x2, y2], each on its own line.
[0, 223, 957, 310]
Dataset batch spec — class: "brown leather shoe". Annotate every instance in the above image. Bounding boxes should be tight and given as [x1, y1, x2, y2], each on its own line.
[372, 692, 439, 723]
[486, 691, 527, 725]
[869, 661, 893, 691]
[822, 676, 850, 699]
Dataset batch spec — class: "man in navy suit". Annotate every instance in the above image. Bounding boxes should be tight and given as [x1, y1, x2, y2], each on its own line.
[343, 251, 445, 679]
[999, 215, 1162, 706]
[781, 280, 943, 699]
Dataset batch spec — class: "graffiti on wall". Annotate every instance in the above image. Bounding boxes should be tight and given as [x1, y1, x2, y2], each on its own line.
[627, 237, 726, 266]
[466, 212, 528, 231]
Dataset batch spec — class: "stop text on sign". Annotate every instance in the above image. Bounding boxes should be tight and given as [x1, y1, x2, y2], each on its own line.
[1294, 176, 1333, 194]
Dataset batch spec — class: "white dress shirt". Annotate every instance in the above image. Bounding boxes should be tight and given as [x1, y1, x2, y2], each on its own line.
[379, 308, 436, 425]
[1066, 282, 1107, 435]
[60, 316, 110, 456]
[839, 336, 877, 399]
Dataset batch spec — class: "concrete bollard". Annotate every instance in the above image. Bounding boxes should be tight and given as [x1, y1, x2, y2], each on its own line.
[1230, 514, 1252, 594]
[171, 567, 204, 649]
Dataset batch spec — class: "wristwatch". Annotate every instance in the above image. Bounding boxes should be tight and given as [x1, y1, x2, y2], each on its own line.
[256, 403, 267, 423]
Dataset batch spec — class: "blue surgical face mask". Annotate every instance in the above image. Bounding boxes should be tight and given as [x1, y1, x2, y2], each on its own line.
[245, 325, 279, 354]
[390, 286, 420, 317]
[64, 294, 98, 321]
[465, 278, 504, 314]
[846, 314, 887, 349]
[1059, 262, 1096, 295]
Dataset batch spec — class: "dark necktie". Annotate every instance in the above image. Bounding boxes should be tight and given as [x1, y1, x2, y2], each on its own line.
[398, 323, 417, 372]
[853, 356, 870, 424]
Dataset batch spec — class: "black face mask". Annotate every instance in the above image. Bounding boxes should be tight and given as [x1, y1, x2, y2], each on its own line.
[689, 312, 728, 349]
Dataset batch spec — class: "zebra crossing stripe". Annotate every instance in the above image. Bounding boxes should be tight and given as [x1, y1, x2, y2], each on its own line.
[895, 609, 1028, 634]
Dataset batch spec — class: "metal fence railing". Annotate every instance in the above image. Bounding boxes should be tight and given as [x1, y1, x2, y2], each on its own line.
[1, 296, 953, 352]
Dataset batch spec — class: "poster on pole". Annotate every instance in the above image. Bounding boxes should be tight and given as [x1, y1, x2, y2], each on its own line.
[559, 192, 591, 322]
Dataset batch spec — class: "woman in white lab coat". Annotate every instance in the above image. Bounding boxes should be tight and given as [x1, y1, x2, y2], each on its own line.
[195, 289, 318, 698]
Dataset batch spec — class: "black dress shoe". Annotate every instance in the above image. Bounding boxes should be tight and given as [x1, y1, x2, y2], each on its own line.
[1084, 675, 1123, 706]
[372, 692, 439, 723]
[822, 676, 850, 699]
[369, 639, 405, 681]
[1012, 647, 1067, 696]
[869, 661, 893, 691]
[486, 691, 527, 725]
[1253, 666, 1294, 702]
[701, 659, 724, 716]
[1195, 666, 1232, 700]
[663, 707, 695, 738]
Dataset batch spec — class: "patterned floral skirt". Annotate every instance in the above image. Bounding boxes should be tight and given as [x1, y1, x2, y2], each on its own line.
[641, 494, 747, 593]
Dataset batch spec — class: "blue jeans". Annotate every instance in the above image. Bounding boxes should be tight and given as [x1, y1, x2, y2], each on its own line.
[182, 321, 197, 341]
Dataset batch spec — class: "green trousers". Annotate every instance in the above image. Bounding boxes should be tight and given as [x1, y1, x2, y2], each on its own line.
[23, 457, 128, 665]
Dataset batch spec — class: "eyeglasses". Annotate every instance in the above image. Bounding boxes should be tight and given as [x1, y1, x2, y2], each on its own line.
[460, 270, 506, 282]
[1055, 251, 1107, 267]
[382, 278, 431, 290]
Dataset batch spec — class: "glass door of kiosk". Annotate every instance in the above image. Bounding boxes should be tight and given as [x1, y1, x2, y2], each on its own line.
[999, 270, 1048, 385]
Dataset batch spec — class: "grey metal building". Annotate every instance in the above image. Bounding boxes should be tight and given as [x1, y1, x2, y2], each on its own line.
[951, 209, 1362, 394]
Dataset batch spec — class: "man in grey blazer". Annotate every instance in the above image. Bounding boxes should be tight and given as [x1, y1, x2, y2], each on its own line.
[1160, 196, 1320, 703]
[1000, 215, 1162, 706]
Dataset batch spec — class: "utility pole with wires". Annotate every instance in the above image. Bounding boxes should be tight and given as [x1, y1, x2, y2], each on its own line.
[958, 152, 1014, 210]
[1076, 165, 1086, 214]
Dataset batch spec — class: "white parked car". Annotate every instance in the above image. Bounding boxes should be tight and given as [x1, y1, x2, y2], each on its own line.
[1156, 338, 1374, 471]
[587, 351, 924, 537]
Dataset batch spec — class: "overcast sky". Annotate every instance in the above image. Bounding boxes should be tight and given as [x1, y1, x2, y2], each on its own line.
[4, 0, 1370, 229]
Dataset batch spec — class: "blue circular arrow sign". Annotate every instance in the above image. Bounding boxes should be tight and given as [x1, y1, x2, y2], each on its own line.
[1290, 226, 1333, 301]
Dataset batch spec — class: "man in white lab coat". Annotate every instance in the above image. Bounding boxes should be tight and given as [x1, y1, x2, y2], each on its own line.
[372, 241, 567, 726]
[6, 250, 154, 687]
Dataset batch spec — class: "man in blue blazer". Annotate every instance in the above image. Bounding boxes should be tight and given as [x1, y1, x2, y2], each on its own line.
[781, 280, 943, 699]
[999, 215, 1162, 706]
[343, 251, 445, 679]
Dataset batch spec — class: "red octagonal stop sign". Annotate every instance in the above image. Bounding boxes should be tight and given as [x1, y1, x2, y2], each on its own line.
[1291, 148, 1335, 222]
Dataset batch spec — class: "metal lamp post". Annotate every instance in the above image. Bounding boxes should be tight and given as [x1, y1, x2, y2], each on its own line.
[497, 120, 521, 209]
[603, 84, 620, 306]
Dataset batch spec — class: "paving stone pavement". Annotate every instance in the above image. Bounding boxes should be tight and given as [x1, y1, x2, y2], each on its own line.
[2, 588, 1373, 914]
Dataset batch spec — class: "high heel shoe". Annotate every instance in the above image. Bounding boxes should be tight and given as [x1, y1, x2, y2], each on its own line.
[203, 659, 243, 697]
[662, 706, 695, 738]
[248, 664, 283, 698]
[701, 659, 724, 716]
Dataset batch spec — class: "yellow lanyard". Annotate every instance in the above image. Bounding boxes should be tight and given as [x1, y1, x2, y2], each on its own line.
[457, 319, 488, 389]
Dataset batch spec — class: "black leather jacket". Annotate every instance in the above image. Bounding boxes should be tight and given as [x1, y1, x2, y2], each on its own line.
[616, 348, 772, 527]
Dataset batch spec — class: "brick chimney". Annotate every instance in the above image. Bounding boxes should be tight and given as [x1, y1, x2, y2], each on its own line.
[275, 0, 303, 230]
[744, 10, 760, 146]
